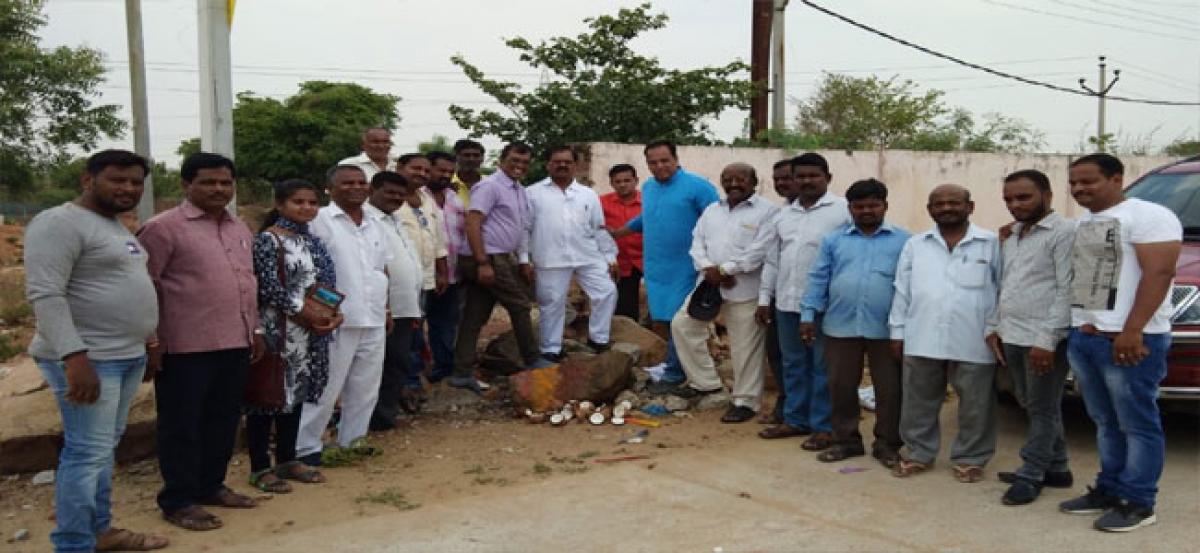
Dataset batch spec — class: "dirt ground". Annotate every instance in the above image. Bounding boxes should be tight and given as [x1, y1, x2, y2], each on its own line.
[2, 395, 1197, 552]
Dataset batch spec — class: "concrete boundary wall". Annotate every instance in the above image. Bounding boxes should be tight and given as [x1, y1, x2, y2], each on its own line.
[581, 142, 1176, 232]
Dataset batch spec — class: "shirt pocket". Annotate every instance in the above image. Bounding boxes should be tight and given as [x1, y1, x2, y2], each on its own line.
[951, 258, 991, 288]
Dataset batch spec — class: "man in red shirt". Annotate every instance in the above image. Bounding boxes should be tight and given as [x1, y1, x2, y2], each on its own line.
[600, 164, 644, 321]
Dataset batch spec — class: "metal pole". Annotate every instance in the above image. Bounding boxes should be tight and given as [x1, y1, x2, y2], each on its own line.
[124, 0, 154, 223]
[770, 0, 788, 134]
[197, 0, 236, 206]
[1097, 57, 1107, 152]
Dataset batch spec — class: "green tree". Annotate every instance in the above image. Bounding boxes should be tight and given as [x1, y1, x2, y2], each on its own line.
[179, 81, 399, 199]
[0, 0, 125, 198]
[792, 73, 1042, 153]
[1164, 138, 1200, 157]
[417, 134, 452, 154]
[449, 3, 753, 157]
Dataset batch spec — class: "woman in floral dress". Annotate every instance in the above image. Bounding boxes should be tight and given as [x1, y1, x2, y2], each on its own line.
[246, 179, 341, 492]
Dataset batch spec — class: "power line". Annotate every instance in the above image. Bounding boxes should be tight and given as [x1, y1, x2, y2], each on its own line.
[1128, 0, 1200, 8]
[981, 0, 1198, 42]
[1092, 0, 1200, 26]
[798, 1, 1200, 106]
[1048, 0, 1200, 33]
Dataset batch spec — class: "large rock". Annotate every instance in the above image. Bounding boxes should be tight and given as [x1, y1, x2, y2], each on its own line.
[609, 316, 666, 368]
[478, 330, 525, 376]
[0, 355, 157, 474]
[509, 349, 635, 412]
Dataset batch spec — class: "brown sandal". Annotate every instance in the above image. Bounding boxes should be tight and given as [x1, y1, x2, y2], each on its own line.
[891, 458, 931, 478]
[758, 424, 812, 439]
[95, 528, 169, 551]
[162, 505, 223, 532]
[817, 444, 865, 463]
[800, 432, 835, 451]
[198, 487, 258, 509]
[275, 460, 326, 483]
[953, 464, 985, 483]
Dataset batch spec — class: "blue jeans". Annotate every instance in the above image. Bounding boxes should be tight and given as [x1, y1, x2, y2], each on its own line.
[36, 356, 145, 553]
[1068, 329, 1169, 508]
[425, 282, 462, 382]
[776, 310, 831, 432]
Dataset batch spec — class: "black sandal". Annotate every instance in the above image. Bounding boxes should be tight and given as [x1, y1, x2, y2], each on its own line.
[275, 460, 326, 483]
[249, 468, 292, 493]
[817, 444, 866, 463]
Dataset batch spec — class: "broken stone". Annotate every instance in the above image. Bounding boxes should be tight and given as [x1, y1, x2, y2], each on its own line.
[664, 395, 690, 412]
[12, 528, 29, 542]
[610, 342, 643, 366]
[509, 349, 634, 412]
[608, 316, 666, 367]
[30, 470, 54, 486]
[694, 390, 731, 411]
[614, 390, 641, 409]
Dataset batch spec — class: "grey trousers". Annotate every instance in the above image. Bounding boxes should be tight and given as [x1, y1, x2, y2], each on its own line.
[900, 356, 997, 466]
[1003, 343, 1071, 481]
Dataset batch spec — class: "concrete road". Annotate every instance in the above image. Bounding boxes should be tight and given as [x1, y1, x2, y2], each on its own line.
[218, 400, 1198, 553]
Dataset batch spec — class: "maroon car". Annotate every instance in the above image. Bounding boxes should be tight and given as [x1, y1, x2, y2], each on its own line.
[1120, 155, 1200, 405]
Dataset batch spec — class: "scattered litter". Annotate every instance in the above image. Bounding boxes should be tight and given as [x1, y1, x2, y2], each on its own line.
[31, 470, 55, 486]
[664, 395, 690, 412]
[12, 529, 29, 542]
[672, 411, 693, 419]
[638, 405, 670, 417]
[619, 429, 650, 444]
[858, 386, 876, 411]
[588, 412, 606, 425]
[624, 417, 661, 428]
[592, 455, 651, 464]
[644, 363, 668, 382]
[737, 492, 752, 499]
[611, 416, 626, 426]
[20, 504, 33, 511]
[612, 400, 633, 419]
[838, 466, 869, 474]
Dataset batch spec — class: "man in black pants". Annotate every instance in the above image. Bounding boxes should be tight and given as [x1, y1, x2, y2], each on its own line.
[139, 153, 264, 531]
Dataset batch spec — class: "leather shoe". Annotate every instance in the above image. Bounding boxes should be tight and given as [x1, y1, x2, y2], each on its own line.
[998, 470, 1073, 488]
[1002, 477, 1043, 506]
[720, 405, 756, 423]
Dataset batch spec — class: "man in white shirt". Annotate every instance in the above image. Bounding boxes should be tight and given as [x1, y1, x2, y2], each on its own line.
[670, 163, 779, 423]
[525, 146, 619, 360]
[888, 184, 1001, 483]
[338, 127, 395, 181]
[750, 154, 850, 446]
[1057, 154, 1181, 533]
[297, 165, 393, 465]
[364, 171, 424, 429]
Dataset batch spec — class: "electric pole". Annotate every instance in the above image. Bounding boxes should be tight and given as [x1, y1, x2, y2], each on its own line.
[1079, 55, 1120, 153]
[124, 0, 154, 223]
[750, 0, 773, 139]
[770, 0, 788, 134]
[197, 0, 236, 206]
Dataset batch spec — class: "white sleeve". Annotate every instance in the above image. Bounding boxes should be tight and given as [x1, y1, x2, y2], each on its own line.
[1130, 202, 1183, 243]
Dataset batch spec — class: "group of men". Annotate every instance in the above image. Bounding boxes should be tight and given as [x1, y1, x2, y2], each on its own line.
[25, 127, 1179, 551]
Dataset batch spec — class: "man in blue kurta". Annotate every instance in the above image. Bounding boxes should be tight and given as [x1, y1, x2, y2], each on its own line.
[613, 141, 719, 391]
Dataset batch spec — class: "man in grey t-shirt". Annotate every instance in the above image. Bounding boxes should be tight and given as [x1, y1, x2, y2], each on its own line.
[25, 150, 168, 552]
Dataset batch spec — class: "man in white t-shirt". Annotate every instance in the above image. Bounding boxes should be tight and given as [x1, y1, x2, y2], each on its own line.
[1058, 153, 1181, 533]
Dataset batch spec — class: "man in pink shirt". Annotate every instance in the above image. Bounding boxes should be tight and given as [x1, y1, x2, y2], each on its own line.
[138, 152, 264, 531]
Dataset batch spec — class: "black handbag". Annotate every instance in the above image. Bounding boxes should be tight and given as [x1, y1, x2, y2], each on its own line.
[244, 231, 288, 409]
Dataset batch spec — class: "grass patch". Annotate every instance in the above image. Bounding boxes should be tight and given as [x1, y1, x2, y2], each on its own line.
[463, 464, 485, 475]
[0, 334, 20, 362]
[577, 450, 600, 459]
[472, 476, 510, 486]
[320, 438, 381, 467]
[355, 488, 420, 511]
[533, 462, 552, 475]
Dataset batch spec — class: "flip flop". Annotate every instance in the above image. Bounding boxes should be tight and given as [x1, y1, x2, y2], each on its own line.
[275, 460, 326, 483]
[162, 505, 223, 532]
[198, 487, 258, 509]
[953, 464, 985, 483]
[891, 458, 932, 478]
[758, 424, 812, 439]
[249, 468, 292, 493]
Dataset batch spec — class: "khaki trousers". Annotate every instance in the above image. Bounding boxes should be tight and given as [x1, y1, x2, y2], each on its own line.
[671, 298, 766, 410]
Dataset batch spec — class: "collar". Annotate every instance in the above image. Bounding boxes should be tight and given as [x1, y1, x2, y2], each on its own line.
[540, 178, 582, 193]
[363, 202, 388, 220]
[327, 201, 369, 224]
[180, 199, 230, 221]
[721, 193, 762, 210]
[922, 222, 990, 245]
[845, 222, 897, 236]
[788, 191, 837, 212]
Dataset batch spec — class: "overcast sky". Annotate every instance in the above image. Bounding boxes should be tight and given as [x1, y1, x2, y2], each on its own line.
[40, 0, 1200, 165]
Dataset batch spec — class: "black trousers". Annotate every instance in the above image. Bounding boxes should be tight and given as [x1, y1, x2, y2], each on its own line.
[374, 317, 417, 425]
[245, 409, 301, 473]
[155, 348, 249, 513]
[615, 268, 642, 321]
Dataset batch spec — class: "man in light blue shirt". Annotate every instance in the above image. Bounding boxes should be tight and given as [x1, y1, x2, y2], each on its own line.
[888, 184, 1001, 482]
[799, 179, 909, 466]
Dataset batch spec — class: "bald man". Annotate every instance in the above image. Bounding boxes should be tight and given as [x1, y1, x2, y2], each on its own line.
[670, 163, 779, 423]
[888, 184, 1001, 482]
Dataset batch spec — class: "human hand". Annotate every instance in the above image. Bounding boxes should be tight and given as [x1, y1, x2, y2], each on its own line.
[890, 340, 904, 360]
[1112, 330, 1149, 366]
[144, 343, 162, 382]
[754, 306, 773, 326]
[250, 334, 267, 363]
[799, 322, 817, 345]
[986, 333, 1006, 367]
[703, 266, 723, 285]
[64, 352, 100, 404]
[520, 263, 536, 284]
[1029, 346, 1055, 375]
[477, 263, 496, 287]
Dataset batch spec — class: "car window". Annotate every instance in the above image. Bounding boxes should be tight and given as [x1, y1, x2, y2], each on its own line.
[1126, 172, 1200, 230]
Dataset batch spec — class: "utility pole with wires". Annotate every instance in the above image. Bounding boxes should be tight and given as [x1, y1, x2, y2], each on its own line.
[770, 0, 789, 134]
[750, 0, 773, 139]
[1079, 55, 1120, 152]
[124, 0, 154, 223]
[197, 0, 236, 206]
